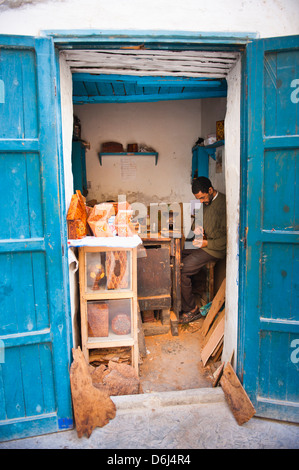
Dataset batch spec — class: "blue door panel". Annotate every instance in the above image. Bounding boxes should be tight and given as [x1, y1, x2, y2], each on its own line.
[0, 252, 48, 335]
[261, 243, 298, 322]
[264, 50, 299, 136]
[241, 35, 299, 423]
[263, 150, 298, 231]
[0, 35, 72, 441]
[259, 330, 299, 401]
[0, 152, 43, 239]
[0, 48, 38, 139]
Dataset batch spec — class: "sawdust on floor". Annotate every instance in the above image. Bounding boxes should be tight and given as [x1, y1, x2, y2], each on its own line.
[139, 317, 214, 393]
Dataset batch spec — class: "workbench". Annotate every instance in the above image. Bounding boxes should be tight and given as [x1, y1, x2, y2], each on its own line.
[137, 233, 181, 334]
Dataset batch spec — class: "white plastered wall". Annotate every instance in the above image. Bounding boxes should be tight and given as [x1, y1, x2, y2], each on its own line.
[75, 100, 199, 205]
[0, 0, 299, 38]
[73, 97, 227, 206]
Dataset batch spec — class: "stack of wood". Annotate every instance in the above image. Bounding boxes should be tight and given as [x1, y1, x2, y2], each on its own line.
[199, 279, 256, 426]
[89, 347, 131, 366]
[200, 278, 226, 366]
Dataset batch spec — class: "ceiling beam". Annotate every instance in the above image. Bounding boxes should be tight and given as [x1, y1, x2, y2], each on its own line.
[73, 89, 227, 104]
[72, 73, 226, 88]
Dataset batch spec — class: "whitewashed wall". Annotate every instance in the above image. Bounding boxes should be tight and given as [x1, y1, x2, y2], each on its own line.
[222, 59, 241, 363]
[73, 99, 226, 206]
[0, 0, 298, 38]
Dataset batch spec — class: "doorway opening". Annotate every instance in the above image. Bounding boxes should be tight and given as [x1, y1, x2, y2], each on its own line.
[60, 43, 242, 394]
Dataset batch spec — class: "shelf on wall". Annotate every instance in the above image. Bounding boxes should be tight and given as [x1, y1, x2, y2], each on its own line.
[192, 140, 224, 161]
[98, 152, 159, 166]
[191, 140, 224, 179]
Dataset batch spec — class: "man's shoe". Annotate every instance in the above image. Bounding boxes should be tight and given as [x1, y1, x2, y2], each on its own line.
[179, 306, 202, 324]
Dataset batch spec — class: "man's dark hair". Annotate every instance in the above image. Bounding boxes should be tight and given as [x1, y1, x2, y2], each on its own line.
[192, 176, 213, 194]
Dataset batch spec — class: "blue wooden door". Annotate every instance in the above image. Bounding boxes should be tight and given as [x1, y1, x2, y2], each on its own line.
[240, 35, 299, 423]
[0, 36, 73, 441]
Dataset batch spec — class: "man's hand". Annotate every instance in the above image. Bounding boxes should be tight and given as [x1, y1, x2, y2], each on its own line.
[193, 225, 204, 237]
[192, 238, 208, 248]
[192, 225, 207, 248]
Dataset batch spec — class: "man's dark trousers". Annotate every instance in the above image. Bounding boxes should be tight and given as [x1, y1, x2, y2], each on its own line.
[181, 248, 218, 313]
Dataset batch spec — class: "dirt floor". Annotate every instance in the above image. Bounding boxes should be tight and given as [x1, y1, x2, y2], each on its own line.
[139, 317, 214, 393]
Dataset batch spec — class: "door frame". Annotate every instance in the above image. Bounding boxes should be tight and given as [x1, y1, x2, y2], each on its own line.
[48, 28, 255, 359]
[49, 29, 299, 423]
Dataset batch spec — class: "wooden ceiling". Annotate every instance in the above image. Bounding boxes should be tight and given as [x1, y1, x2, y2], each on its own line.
[63, 49, 239, 104]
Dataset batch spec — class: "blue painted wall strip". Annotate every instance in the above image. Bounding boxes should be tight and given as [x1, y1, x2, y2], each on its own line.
[42, 29, 258, 48]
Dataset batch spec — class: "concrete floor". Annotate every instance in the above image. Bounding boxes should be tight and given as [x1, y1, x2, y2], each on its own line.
[1, 324, 298, 450]
[1, 388, 298, 449]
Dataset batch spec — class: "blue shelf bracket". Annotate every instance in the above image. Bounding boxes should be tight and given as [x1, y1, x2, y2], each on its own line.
[191, 140, 224, 178]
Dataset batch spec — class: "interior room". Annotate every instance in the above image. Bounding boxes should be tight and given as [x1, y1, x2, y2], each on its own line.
[61, 48, 241, 393]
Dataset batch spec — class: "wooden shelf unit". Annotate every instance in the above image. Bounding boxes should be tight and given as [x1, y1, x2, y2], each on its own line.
[78, 245, 139, 373]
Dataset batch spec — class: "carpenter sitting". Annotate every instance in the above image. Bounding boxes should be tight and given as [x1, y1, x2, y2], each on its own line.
[180, 177, 226, 324]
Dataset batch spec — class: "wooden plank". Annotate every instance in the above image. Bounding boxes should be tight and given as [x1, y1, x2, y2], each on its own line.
[65, 49, 238, 63]
[201, 316, 225, 366]
[71, 68, 227, 79]
[70, 65, 230, 76]
[212, 362, 224, 387]
[201, 278, 226, 336]
[67, 57, 232, 71]
[202, 308, 225, 348]
[220, 362, 256, 425]
[212, 338, 223, 361]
